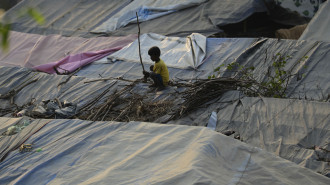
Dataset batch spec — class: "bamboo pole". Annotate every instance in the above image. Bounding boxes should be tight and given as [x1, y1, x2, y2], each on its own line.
[136, 12, 145, 72]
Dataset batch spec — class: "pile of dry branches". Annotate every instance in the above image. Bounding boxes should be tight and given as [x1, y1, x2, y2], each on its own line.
[168, 77, 243, 120]
[76, 77, 252, 123]
[77, 81, 173, 122]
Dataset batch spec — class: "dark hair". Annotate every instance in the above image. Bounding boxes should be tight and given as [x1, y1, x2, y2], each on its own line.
[148, 46, 161, 56]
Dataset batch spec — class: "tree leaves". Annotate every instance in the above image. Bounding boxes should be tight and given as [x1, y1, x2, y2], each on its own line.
[1, 8, 45, 52]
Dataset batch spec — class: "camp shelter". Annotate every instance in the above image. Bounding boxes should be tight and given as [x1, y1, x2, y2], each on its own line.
[3, 0, 269, 37]
[1, 32, 329, 180]
[299, 0, 330, 42]
[0, 0, 329, 184]
[0, 118, 329, 184]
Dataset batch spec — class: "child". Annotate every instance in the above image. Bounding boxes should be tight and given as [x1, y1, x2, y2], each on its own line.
[143, 46, 169, 90]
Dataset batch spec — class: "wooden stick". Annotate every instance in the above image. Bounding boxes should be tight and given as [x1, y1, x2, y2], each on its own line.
[136, 12, 145, 72]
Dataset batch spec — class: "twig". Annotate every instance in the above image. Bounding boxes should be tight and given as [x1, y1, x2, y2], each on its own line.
[136, 12, 145, 72]
[84, 77, 135, 84]
[57, 67, 81, 87]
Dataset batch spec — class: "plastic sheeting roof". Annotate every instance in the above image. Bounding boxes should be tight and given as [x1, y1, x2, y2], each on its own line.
[1, 32, 329, 101]
[0, 118, 329, 184]
[0, 31, 137, 70]
[91, 0, 208, 33]
[0, 35, 329, 179]
[109, 33, 207, 69]
[3, 0, 267, 37]
[299, 0, 330, 42]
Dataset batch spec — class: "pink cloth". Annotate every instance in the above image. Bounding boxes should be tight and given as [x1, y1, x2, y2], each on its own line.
[0, 31, 137, 73]
[34, 47, 122, 74]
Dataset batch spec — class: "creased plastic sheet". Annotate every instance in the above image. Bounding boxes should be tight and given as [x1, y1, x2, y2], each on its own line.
[215, 96, 330, 176]
[92, 0, 207, 33]
[87, 37, 330, 101]
[0, 66, 122, 110]
[0, 31, 137, 70]
[169, 92, 330, 176]
[33, 47, 123, 74]
[299, 0, 330, 42]
[0, 119, 328, 185]
[3, 0, 266, 37]
[0, 118, 50, 161]
[109, 33, 207, 69]
[2, 0, 132, 37]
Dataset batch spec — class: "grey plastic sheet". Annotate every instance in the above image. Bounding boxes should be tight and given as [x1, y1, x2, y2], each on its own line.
[0, 35, 330, 180]
[3, 0, 267, 37]
[299, 1, 330, 42]
[166, 91, 330, 176]
[0, 119, 328, 184]
[109, 33, 207, 69]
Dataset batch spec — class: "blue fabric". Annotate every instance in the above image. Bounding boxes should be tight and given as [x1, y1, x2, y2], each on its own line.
[150, 72, 163, 86]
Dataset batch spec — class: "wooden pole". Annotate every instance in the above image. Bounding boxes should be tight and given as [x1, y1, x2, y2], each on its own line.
[136, 12, 145, 72]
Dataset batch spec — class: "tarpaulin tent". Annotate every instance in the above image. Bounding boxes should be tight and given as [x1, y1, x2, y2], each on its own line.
[0, 35, 329, 178]
[108, 33, 207, 69]
[0, 118, 328, 184]
[299, 0, 330, 42]
[0, 31, 137, 73]
[3, 0, 267, 37]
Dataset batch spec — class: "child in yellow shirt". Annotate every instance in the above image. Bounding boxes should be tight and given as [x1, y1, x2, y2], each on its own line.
[143, 46, 169, 90]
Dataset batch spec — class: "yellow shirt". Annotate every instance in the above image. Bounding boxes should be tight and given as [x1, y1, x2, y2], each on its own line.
[153, 59, 169, 86]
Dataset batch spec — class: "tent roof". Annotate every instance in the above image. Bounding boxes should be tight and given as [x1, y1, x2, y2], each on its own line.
[299, 0, 330, 42]
[0, 118, 329, 184]
[3, 0, 267, 37]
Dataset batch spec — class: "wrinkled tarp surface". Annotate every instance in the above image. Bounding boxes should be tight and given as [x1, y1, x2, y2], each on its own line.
[92, 0, 207, 33]
[89, 37, 330, 101]
[2, 0, 132, 37]
[0, 31, 137, 71]
[167, 91, 330, 176]
[0, 119, 328, 185]
[299, 0, 330, 43]
[3, 0, 267, 37]
[109, 33, 207, 69]
[1, 34, 329, 101]
[0, 36, 329, 178]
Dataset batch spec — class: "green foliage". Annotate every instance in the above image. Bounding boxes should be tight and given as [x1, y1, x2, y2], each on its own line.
[0, 22, 10, 51]
[0, 8, 45, 52]
[209, 52, 309, 98]
[26, 8, 45, 25]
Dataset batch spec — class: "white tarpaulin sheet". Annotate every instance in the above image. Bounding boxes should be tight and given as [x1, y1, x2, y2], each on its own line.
[0, 119, 328, 184]
[299, 0, 330, 42]
[92, 0, 207, 33]
[109, 33, 207, 69]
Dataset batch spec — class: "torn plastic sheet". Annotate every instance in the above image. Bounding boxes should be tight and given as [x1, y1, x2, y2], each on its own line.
[91, 0, 207, 33]
[108, 33, 207, 69]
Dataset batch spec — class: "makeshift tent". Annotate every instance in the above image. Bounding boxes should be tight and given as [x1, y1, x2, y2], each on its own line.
[91, 0, 208, 33]
[2, 0, 133, 37]
[0, 118, 328, 184]
[3, 0, 267, 37]
[299, 0, 330, 42]
[0, 35, 329, 178]
[0, 31, 137, 73]
[108, 33, 207, 69]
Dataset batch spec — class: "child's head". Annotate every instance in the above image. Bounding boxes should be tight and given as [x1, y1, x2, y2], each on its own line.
[148, 46, 160, 62]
